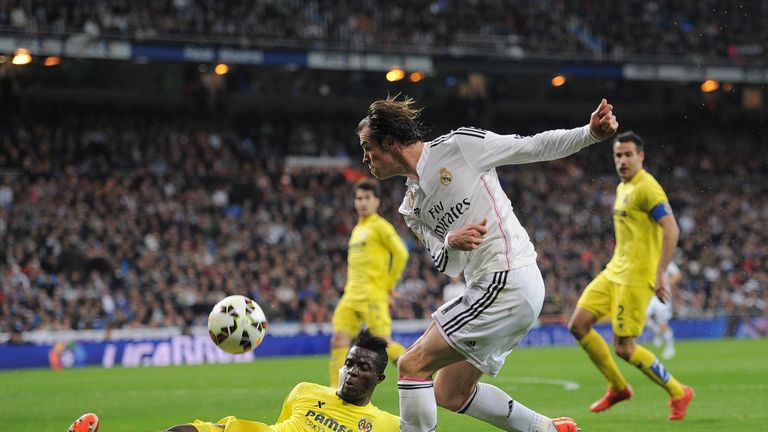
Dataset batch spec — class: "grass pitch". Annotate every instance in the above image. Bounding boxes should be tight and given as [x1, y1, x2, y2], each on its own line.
[1, 338, 766, 431]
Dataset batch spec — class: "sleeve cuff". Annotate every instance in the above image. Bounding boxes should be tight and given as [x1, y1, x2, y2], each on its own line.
[585, 124, 601, 144]
[444, 231, 454, 250]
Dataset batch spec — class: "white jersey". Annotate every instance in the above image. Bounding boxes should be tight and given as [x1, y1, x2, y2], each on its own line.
[399, 125, 599, 285]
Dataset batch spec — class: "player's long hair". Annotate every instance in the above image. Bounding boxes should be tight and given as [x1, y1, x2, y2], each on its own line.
[351, 328, 389, 375]
[358, 94, 425, 147]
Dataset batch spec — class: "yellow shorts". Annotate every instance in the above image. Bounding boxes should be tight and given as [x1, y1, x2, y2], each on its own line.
[576, 272, 655, 337]
[191, 416, 275, 432]
[331, 297, 391, 338]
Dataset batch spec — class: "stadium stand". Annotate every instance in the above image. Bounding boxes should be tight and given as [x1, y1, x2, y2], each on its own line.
[1, 111, 765, 336]
[0, 0, 766, 60]
[0, 1, 765, 341]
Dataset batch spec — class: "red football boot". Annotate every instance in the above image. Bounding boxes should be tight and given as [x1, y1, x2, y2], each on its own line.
[590, 385, 634, 412]
[552, 417, 580, 432]
[668, 386, 694, 421]
[68, 413, 100, 432]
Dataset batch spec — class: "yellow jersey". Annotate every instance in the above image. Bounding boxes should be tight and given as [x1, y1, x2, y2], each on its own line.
[344, 214, 409, 303]
[604, 169, 670, 287]
[274, 382, 399, 432]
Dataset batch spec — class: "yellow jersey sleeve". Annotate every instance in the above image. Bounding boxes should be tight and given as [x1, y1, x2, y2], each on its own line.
[635, 171, 669, 215]
[377, 219, 409, 292]
[275, 383, 303, 424]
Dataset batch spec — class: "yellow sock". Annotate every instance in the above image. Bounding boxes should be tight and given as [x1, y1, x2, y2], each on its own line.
[578, 329, 628, 391]
[329, 347, 347, 388]
[386, 340, 407, 364]
[628, 345, 684, 398]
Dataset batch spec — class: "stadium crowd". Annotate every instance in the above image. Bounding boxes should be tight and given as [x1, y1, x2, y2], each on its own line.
[1, 0, 765, 60]
[1, 113, 766, 338]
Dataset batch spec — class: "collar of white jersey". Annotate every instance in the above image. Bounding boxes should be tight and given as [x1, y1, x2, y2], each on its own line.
[405, 141, 431, 186]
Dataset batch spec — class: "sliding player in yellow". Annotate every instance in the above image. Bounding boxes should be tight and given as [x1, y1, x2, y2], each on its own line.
[568, 131, 694, 421]
[329, 178, 409, 388]
[68, 330, 399, 432]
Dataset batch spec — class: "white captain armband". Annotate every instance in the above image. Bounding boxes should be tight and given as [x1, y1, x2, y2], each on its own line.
[650, 202, 673, 222]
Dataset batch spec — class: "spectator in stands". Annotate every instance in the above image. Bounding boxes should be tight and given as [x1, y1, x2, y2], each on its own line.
[0, 112, 765, 342]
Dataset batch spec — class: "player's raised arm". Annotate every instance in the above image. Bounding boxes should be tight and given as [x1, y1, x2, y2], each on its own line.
[465, 99, 619, 170]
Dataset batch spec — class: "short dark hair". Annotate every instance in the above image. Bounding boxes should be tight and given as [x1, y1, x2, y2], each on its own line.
[614, 130, 644, 152]
[355, 178, 381, 198]
[351, 328, 389, 375]
[357, 94, 425, 147]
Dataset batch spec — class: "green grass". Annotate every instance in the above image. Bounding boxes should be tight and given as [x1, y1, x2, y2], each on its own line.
[1, 338, 766, 431]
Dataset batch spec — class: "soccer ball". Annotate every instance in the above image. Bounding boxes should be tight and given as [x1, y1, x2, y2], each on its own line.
[208, 295, 267, 354]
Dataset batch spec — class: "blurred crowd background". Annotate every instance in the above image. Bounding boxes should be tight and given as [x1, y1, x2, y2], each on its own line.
[1, 0, 766, 60]
[1, 0, 766, 339]
[2, 114, 765, 335]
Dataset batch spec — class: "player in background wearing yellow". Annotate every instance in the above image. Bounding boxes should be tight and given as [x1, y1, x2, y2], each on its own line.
[329, 178, 409, 388]
[67, 329, 399, 432]
[567, 131, 694, 421]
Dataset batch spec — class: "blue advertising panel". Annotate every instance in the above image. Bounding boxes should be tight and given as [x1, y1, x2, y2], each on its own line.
[0, 318, 749, 370]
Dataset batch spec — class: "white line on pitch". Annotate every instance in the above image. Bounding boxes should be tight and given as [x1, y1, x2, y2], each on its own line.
[491, 377, 580, 391]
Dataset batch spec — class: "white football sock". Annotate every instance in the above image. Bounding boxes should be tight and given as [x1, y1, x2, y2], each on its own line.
[645, 319, 660, 336]
[663, 328, 674, 345]
[398, 379, 437, 432]
[460, 382, 553, 432]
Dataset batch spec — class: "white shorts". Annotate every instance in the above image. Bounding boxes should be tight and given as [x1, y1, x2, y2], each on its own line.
[432, 264, 545, 376]
[646, 296, 673, 323]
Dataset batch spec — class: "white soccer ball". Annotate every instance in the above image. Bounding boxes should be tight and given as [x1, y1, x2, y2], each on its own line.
[208, 295, 267, 354]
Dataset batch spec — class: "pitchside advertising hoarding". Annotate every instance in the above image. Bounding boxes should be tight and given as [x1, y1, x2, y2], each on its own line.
[0, 318, 762, 370]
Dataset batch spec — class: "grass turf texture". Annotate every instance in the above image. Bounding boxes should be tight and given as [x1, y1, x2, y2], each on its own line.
[1, 338, 766, 431]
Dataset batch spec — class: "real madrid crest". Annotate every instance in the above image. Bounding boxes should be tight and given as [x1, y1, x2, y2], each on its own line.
[439, 167, 452, 186]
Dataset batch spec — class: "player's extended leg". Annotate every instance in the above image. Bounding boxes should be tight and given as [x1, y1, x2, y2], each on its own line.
[614, 336, 693, 420]
[169, 417, 274, 432]
[329, 331, 352, 388]
[329, 298, 364, 388]
[367, 302, 407, 365]
[166, 425, 201, 432]
[397, 321, 465, 432]
[568, 306, 632, 412]
[612, 283, 693, 420]
[385, 339, 406, 364]
[437, 361, 577, 432]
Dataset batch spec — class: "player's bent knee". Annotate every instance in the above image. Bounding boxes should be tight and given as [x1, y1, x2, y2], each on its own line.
[330, 332, 351, 349]
[567, 319, 589, 339]
[396, 350, 429, 379]
[396, 351, 414, 377]
[613, 341, 635, 361]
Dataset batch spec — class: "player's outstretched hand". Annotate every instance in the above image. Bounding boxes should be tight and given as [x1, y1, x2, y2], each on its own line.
[589, 99, 619, 141]
[447, 219, 488, 251]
